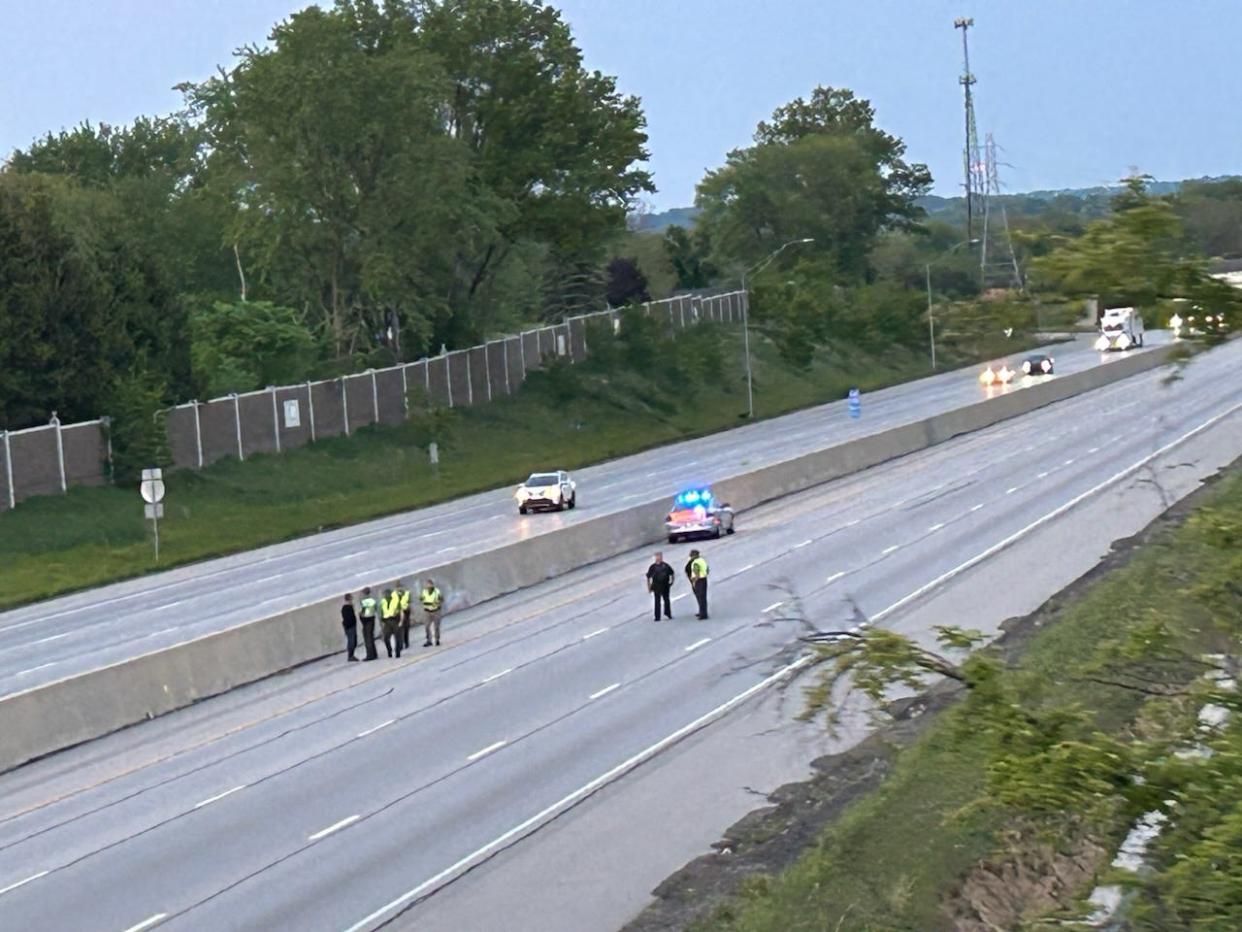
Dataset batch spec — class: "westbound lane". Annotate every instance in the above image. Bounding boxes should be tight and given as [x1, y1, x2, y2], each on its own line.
[0, 335, 1161, 693]
[0, 337, 1235, 932]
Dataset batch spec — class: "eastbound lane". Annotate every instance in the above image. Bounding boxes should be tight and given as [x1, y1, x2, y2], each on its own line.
[0, 336, 1234, 932]
[0, 335, 1161, 692]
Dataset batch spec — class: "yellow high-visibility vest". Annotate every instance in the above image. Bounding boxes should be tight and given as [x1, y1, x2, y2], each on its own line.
[420, 587, 443, 612]
[381, 594, 399, 619]
[691, 557, 708, 579]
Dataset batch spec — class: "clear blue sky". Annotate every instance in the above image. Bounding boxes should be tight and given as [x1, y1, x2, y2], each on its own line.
[4, 0, 1239, 210]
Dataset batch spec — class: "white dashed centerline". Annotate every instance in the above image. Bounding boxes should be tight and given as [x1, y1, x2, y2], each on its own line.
[467, 740, 507, 762]
[357, 719, 395, 738]
[482, 668, 513, 684]
[31, 632, 70, 645]
[928, 523, 945, 532]
[582, 627, 609, 640]
[193, 785, 246, 810]
[1037, 471, 1049, 479]
[1064, 458, 1076, 466]
[15, 663, 56, 676]
[684, 637, 712, 653]
[589, 683, 620, 700]
[825, 571, 845, 584]
[881, 545, 900, 556]
[737, 563, 755, 573]
[121, 913, 168, 932]
[308, 815, 360, 842]
[1088, 447, 1100, 454]
[971, 503, 984, 512]
[762, 601, 784, 613]
[0, 871, 48, 897]
[794, 539, 813, 549]
[1006, 486, 1019, 494]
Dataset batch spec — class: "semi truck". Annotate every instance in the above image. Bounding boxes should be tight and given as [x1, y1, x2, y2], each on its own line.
[1095, 306, 1145, 351]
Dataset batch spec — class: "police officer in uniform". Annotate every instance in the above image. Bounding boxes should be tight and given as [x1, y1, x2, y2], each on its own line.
[646, 552, 675, 621]
[380, 587, 402, 658]
[420, 579, 444, 647]
[341, 593, 359, 661]
[689, 549, 709, 620]
[359, 587, 379, 661]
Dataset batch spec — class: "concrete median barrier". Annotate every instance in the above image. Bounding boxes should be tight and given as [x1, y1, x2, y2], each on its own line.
[0, 343, 1178, 773]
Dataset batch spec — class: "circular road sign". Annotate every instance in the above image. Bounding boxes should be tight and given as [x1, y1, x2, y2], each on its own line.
[140, 478, 166, 504]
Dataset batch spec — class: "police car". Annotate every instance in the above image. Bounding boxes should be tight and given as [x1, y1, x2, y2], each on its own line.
[978, 363, 1015, 386]
[665, 488, 735, 543]
[516, 470, 576, 514]
[1021, 353, 1054, 376]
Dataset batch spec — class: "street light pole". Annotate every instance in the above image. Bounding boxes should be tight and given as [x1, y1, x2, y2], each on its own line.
[740, 238, 814, 418]
[925, 238, 979, 371]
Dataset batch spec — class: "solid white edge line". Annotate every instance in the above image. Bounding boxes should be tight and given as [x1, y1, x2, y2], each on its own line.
[582, 627, 609, 640]
[340, 656, 810, 932]
[357, 719, 395, 738]
[761, 601, 784, 613]
[825, 571, 845, 583]
[482, 668, 513, 684]
[874, 399, 1242, 624]
[467, 740, 507, 762]
[0, 870, 49, 897]
[684, 637, 712, 653]
[192, 785, 246, 810]
[120, 913, 168, 932]
[308, 814, 360, 842]
[588, 683, 620, 700]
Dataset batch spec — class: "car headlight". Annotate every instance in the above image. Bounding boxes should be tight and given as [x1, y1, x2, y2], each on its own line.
[1117, 334, 1131, 349]
[980, 367, 994, 384]
[1022, 361, 1031, 374]
[1094, 335, 1109, 351]
[1042, 359, 1051, 372]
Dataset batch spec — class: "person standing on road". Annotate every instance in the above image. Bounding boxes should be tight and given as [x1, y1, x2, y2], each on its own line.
[420, 579, 444, 647]
[359, 587, 379, 661]
[646, 552, 675, 621]
[341, 593, 359, 662]
[689, 549, 710, 620]
[381, 587, 402, 658]
[396, 580, 412, 649]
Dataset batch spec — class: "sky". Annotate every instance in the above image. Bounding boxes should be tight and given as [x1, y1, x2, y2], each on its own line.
[3, 0, 1240, 211]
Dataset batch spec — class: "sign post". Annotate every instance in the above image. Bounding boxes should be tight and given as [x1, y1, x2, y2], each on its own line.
[847, 388, 861, 420]
[140, 468, 166, 562]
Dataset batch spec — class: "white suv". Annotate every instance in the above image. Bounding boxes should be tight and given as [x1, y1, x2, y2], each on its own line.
[516, 470, 577, 514]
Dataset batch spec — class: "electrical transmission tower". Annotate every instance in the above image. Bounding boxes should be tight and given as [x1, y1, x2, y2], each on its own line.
[954, 18, 985, 246]
[980, 134, 1024, 290]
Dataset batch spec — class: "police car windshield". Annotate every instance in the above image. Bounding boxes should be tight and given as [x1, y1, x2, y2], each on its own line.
[526, 473, 559, 487]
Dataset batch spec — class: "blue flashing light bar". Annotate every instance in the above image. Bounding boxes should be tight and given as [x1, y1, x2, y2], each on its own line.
[675, 488, 714, 508]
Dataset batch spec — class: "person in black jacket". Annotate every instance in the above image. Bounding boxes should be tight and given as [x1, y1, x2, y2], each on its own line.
[341, 593, 359, 662]
[646, 551, 675, 621]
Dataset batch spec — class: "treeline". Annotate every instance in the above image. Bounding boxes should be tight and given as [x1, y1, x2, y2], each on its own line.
[1, 0, 652, 429]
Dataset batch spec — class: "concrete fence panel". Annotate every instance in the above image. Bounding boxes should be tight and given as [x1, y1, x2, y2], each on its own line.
[166, 406, 200, 469]
[274, 386, 314, 450]
[427, 356, 452, 407]
[238, 391, 278, 457]
[199, 399, 241, 464]
[568, 317, 588, 361]
[504, 336, 525, 394]
[9, 428, 62, 499]
[344, 374, 374, 433]
[447, 351, 471, 406]
[404, 361, 429, 409]
[375, 367, 407, 426]
[310, 380, 347, 440]
[485, 342, 508, 398]
[521, 332, 542, 372]
[61, 423, 107, 488]
[468, 347, 490, 404]
[0, 436, 13, 509]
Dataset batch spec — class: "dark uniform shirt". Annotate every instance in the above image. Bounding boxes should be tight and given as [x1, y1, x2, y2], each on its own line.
[341, 603, 357, 627]
[647, 562, 675, 591]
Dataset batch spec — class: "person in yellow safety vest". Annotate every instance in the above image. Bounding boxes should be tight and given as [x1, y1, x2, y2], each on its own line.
[380, 587, 403, 658]
[689, 549, 709, 620]
[395, 580, 412, 649]
[420, 579, 444, 647]
[359, 587, 379, 661]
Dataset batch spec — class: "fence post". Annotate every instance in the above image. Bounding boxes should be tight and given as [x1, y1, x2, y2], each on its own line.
[503, 341, 512, 394]
[231, 394, 244, 461]
[191, 402, 204, 468]
[341, 377, 351, 436]
[50, 412, 67, 492]
[445, 354, 454, 408]
[465, 353, 473, 404]
[306, 382, 316, 443]
[369, 369, 379, 424]
[483, 346, 493, 402]
[401, 365, 409, 415]
[269, 387, 281, 453]
[679, 299, 687, 329]
[1, 430, 13, 509]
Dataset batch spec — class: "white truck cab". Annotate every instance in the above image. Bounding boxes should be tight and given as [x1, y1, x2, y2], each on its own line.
[1095, 306, 1145, 351]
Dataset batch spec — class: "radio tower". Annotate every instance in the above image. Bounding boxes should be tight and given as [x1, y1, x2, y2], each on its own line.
[954, 18, 984, 247]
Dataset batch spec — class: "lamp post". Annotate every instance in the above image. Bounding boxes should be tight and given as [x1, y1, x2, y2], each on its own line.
[925, 238, 980, 370]
[740, 238, 814, 418]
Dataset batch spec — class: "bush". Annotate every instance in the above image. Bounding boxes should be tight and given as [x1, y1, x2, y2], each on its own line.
[107, 365, 170, 483]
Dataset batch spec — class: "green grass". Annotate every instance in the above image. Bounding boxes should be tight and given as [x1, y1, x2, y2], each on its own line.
[694, 465, 1242, 932]
[1, 329, 1014, 609]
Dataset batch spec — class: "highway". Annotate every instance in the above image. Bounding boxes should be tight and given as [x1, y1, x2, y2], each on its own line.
[0, 335, 1162, 693]
[0, 336, 1238, 931]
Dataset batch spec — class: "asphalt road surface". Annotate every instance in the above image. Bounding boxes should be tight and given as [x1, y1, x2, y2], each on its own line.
[0, 335, 1164, 693]
[0, 336, 1237, 932]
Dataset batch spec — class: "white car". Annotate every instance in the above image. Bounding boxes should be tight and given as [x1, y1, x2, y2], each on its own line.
[516, 470, 576, 514]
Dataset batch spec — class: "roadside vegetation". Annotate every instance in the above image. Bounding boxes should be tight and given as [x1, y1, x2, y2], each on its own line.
[692, 461, 1242, 931]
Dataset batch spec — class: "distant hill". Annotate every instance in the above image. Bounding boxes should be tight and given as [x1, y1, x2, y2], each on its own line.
[630, 176, 1240, 232]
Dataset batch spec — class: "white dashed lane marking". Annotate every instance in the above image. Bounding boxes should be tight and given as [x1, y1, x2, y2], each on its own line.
[467, 740, 507, 762]
[589, 683, 620, 700]
[308, 815, 360, 841]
